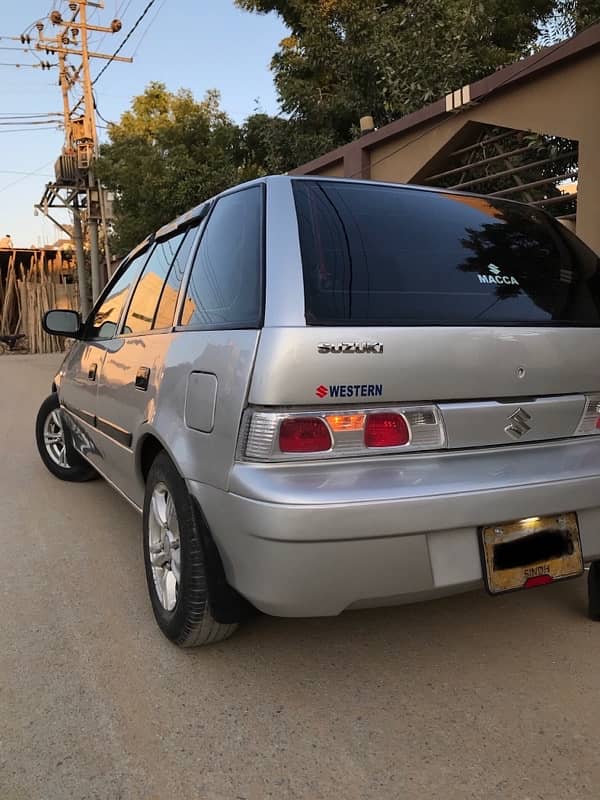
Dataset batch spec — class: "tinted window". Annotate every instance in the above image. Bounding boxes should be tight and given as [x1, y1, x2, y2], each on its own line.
[153, 228, 195, 330]
[124, 231, 187, 335]
[89, 249, 149, 339]
[293, 179, 600, 326]
[179, 186, 263, 328]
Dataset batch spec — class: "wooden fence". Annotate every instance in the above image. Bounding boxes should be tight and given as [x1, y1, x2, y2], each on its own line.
[0, 250, 79, 354]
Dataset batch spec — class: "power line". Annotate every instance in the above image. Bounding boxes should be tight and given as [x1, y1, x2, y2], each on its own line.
[92, 0, 158, 85]
[0, 112, 61, 118]
[131, 0, 166, 56]
[0, 119, 62, 126]
[93, 93, 113, 126]
[119, 0, 137, 17]
[21, 17, 46, 36]
[93, 0, 136, 53]
[0, 61, 55, 69]
[0, 45, 39, 52]
[0, 169, 53, 176]
[0, 126, 60, 132]
[0, 161, 52, 192]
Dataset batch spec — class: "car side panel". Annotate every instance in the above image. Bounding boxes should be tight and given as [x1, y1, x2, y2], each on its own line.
[66, 329, 259, 509]
[58, 341, 107, 468]
[93, 333, 172, 504]
[116, 329, 261, 507]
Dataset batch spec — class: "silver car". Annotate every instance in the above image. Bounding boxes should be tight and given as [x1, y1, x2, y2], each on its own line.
[37, 176, 600, 646]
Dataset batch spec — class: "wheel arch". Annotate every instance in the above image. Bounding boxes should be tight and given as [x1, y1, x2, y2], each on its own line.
[137, 430, 253, 625]
[137, 430, 171, 487]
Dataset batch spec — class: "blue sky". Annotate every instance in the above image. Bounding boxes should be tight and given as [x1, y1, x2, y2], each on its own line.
[0, 1, 287, 246]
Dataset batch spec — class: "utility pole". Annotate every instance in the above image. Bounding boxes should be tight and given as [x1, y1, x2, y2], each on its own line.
[54, 47, 89, 314]
[32, 2, 132, 308]
[78, 0, 101, 302]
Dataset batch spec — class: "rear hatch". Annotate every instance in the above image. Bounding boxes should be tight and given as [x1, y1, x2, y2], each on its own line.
[246, 179, 600, 458]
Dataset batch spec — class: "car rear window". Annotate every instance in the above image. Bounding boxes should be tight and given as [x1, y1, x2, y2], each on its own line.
[292, 179, 600, 326]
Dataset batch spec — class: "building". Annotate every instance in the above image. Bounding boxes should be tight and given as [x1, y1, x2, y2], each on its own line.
[292, 24, 600, 255]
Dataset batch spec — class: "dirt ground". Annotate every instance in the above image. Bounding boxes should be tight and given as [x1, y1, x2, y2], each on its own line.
[1, 353, 599, 799]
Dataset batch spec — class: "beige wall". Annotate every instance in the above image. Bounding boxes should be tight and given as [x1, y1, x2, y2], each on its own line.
[321, 52, 600, 253]
[316, 160, 345, 178]
[369, 117, 466, 184]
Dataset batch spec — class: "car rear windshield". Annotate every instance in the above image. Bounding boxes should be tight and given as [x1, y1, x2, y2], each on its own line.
[292, 179, 600, 326]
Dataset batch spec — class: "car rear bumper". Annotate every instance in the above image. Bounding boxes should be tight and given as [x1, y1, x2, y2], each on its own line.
[188, 438, 600, 616]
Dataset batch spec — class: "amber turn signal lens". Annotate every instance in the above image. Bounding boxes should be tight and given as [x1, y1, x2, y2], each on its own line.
[325, 414, 366, 432]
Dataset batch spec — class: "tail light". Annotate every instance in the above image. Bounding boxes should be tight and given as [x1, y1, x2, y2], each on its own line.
[364, 413, 410, 448]
[279, 418, 331, 453]
[575, 394, 600, 435]
[242, 405, 445, 461]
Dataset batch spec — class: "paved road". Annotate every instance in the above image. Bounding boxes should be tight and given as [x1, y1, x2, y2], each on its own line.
[2, 354, 600, 799]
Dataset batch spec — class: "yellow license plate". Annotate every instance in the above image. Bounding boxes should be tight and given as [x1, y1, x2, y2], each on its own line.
[480, 512, 583, 595]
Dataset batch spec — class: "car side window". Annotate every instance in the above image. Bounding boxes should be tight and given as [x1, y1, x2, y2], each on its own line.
[89, 249, 150, 340]
[153, 227, 197, 330]
[179, 186, 263, 329]
[123, 231, 187, 335]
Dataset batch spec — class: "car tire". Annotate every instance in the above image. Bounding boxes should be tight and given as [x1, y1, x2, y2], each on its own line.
[588, 561, 600, 621]
[143, 451, 239, 647]
[35, 393, 98, 482]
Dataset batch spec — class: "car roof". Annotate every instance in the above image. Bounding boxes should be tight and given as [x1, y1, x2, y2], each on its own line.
[150, 172, 536, 252]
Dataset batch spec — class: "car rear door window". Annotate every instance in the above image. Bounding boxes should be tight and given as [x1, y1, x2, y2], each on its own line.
[89, 249, 150, 339]
[179, 186, 263, 329]
[292, 179, 600, 326]
[153, 228, 196, 330]
[123, 231, 187, 335]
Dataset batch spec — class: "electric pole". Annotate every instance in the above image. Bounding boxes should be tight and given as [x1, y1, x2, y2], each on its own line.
[79, 0, 100, 302]
[32, 1, 132, 312]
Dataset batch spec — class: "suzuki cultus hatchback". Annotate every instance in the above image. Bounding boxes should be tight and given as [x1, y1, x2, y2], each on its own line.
[37, 176, 600, 646]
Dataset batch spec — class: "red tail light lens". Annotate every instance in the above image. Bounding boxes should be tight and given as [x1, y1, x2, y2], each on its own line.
[364, 413, 410, 448]
[279, 418, 332, 452]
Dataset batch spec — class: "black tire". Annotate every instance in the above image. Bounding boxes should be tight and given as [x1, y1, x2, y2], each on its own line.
[588, 562, 600, 621]
[35, 394, 98, 482]
[143, 451, 239, 647]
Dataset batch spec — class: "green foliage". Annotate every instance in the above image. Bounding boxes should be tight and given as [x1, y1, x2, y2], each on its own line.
[538, 0, 600, 43]
[97, 83, 340, 252]
[235, 0, 595, 145]
[96, 82, 261, 253]
[100, 2, 599, 251]
[240, 113, 338, 172]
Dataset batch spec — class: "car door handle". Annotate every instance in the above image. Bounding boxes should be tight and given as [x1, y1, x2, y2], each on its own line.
[135, 366, 151, 391]
[88, 363, 97, 381]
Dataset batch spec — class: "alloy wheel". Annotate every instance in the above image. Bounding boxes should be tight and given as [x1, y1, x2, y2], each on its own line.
[148, 482, 181, 612]
[43, 409, 69, 468]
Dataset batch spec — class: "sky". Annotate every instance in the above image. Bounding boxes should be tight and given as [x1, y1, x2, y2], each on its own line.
[0, 0, 287, 247]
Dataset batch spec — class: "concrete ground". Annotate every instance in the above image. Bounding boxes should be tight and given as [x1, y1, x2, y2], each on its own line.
[2, 354, 600, 799]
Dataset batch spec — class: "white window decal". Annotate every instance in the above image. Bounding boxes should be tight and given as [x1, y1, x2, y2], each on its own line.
[478, 263, 520, 286]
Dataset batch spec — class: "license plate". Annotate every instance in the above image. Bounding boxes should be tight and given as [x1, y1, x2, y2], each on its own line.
[480, 512, 583, 595]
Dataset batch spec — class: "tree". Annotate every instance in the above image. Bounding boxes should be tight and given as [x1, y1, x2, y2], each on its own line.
[235, 0, 598, 152]
[97, 82, 261, 254]
[538, 0, 600, 42]
[239, 112, 338, 173]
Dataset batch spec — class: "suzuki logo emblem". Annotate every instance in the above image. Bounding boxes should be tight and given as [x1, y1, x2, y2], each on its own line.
[504, 407, 532, 440]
